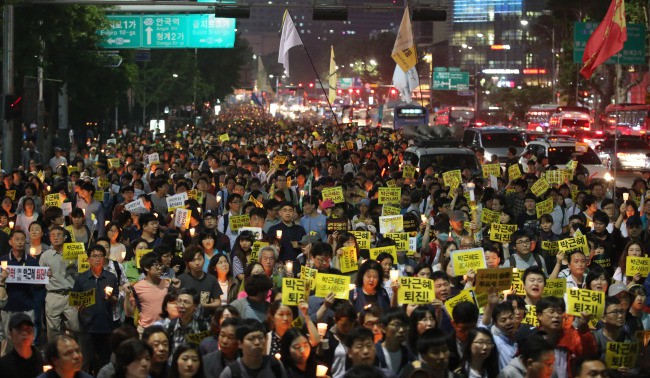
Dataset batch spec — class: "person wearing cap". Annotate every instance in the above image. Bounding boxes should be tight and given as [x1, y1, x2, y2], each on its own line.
[300, 195, 327, 242]
[448, 210, 469, 247]
[0, 313, 43, 377]
[49, 147, 67, 172]
[292, 234, 320, 275]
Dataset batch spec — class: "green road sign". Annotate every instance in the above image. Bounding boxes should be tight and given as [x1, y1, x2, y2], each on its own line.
[573, 22, 645, 65]
[433, 68, 469, 91]
[98, 15, 236, 49]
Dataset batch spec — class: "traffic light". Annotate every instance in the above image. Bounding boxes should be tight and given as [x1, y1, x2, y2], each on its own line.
[4, 94, 22, 121]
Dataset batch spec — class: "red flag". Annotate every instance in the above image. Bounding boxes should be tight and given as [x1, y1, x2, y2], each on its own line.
[580, 0, 627, 79]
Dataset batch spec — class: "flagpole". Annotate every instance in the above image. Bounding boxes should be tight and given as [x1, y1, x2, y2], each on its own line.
[300, 45, 339, 126]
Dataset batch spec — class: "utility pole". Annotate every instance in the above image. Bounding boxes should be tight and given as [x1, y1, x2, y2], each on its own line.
[2, 4, 17, 170]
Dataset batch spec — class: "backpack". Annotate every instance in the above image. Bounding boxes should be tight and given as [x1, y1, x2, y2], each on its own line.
[508, 253, 544, 273]
[228, 356, 283, 378]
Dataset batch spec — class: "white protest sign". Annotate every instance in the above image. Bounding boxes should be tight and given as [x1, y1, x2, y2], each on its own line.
[148, 153, 160, 164]
[3, 266, 50, 284]
[125, 199, 148, 214]
[174, 208, 191, 229]
[166, 192, 188, 212]
[239, 227, 263, 240]
[61, 202, 72, 217]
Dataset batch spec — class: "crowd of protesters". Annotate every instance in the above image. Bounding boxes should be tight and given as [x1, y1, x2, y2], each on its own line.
[0, 103, 646, 378]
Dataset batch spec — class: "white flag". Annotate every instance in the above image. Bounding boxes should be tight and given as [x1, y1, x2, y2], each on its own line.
[257, 58, 274, 94]
[278, 10, 302, 78]
[392, 6, 417, 73]
[328, 46, 337, 104]
[392, 65, 419, 103]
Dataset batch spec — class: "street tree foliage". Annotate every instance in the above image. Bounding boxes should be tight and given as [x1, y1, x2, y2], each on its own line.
[485, 86, 553, 125]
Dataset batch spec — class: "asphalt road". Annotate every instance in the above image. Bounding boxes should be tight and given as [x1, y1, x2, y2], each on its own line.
[611, 170, 645, 188]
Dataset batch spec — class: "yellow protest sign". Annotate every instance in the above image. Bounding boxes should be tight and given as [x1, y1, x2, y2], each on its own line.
[186, 331, 212, 344]
[522, 304, 539, 327]
[350, 231, 370, 250]
[530, 177, 550, 197]
[482, 164, 501, 178]
[378, 215, 404, 234]
[385, 232, 409, 251]
[98, 178, 110, 189]
[345, 140, 355, 151]
[378, 187, 401, 205]
[135, 249, 153, 269]
[281, 278, 307, 306]
[94, 191, 105, 202]
[402, 165, 416, 179]
[273, 155, 288, 165]
[339, 247, 358, 273]
[69, 289, 95, 307]
[558, 235, 589, 255]
[173, 208, 192, 229]
[314, 273, 350, 299]
[5, 190, 15, 201]
[108, 158, 121, 169]
[566, 288, 605, 319]
[511, 268, 524, 295]
[489, 223, 517, 243]
[398, 277, 435, 304]
[369, 246, 398, 263]
[445, 289, 476, 321]
[78, 254, 90, 273]
[219, 133, 230, 142]
[44, 193, 62, 208]
[542, 240, 560, 255]
[386, 179, 397, 188]
[382, 205, 401, 216]
[62, 243, 86, 260]
[535, 198, 554, 218]
[322, 186, 345, 204]
[300, 265, 318, 288]
[443, 170, 462, 191]
[326, 143, 338, 153]
[480, 208, 501, 224]
[508, 164, 522, 180]
[250, 242, 268, 262]
[451, 248, 486, 277]
[626, 256, 650, 276]
[542, 278, 567, 298]
[606, 342, 640, 369]
[229, 214, 250, 232]
[474, 268, 512, 293]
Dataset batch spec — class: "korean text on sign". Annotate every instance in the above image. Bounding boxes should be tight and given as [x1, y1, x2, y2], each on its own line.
[566, 288, 605, 319]
[174, 208, 192, 229]
[443, 170, 462, 190]
[63, 243, 86, 260]
[322, 187, 345, 204]
[229, 214, 250, 232]
[339, 247, 358, 273]
[398, 277, 435, 304]
[626, 256, 650, 276]
[166, 192, 188, 212]
[281, 278, 307, 306]
[558, 235, 589, 255]
[530, 177, 550, 197]
[4, 266, 49, 284]
[385, 232, 409, 251]
[542, 278, 566, 298]
[350, 231, 370, 250]
[473, 268, 512, 293]
[314, 273, 350, 299]
[369, 246, 398, 263]
[250, 242, 268, 262]
[511, 268, 524, 295]
[480, 208, 501, 224]
[445, 289, 476, 321]
[451, 248, 486, 277]
[378, 187, 401, 205]
[300, 265, 318, 288]
[605, 342, 639, 369]
[378, 215, 404, 234]
[482, 164, 501, 178]
[69, 289, 96, 307]
[489, 223, 517, 243]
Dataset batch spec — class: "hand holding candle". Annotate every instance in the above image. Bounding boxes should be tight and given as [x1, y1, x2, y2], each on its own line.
[317, 323, 328, 337]
[316, 365, 328, 377]
[276, 230, 283, 239]
[189, 228, 196, 237]
[466, 182, 476, 201]
[285, 261, 293, 273]
[389, 269, 399, 282]
[8, 221, 14, 229]
[623, 192, 629, 201]
[1, 261, 7, 270]
[104, 286, 113, 297]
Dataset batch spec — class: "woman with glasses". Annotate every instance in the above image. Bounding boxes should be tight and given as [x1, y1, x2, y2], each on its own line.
[454, 328, 499, 378]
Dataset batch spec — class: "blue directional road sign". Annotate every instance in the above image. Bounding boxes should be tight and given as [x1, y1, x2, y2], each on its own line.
[98, 14, 236, 49]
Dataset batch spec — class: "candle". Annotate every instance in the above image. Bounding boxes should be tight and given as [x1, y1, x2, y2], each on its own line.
[420, 214, 427, 223]
[285, 261, 293, 272]
[316, 365, 328, 377]
[46, 185, 51, 192]
[349, 283, 356, 291]
[274, 353, 281, 360]
[623, 193, 630, 201]
[466, 182, 476, 201]
[30, 247, 36, 257]
[317, 323, 328, 337]
[8, 221, 14, 229]
[121, 251, 126, 260]
[197, 207, 201, 214]
[389, 269, 399, 282]
[1, 261, 7, 270]
[104, 287, 113, 296]
[216, 195, 222, 203]
[81, 209, 86, 216]
[189, 228, 196, 237]
[276, 230, 283, 239]
[43, 365, 52, 372]
[104, 220, 110, 227]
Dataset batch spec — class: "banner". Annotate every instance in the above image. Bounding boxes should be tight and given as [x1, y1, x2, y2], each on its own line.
[166, 192, 189, 212]
[626, 256, 650, 276]
[350, 231, 371, 250]
[379, 215, 404, 234]
[558, 235, 589, 255]
[473, 268, 512, 293]
[522, 304, 540, 327]
[378, 187, 401, 205]
[78, 254, 90, 273]
[402, 165, 416, 179]
[229, 214, 250, 232]
[219, 133, 230, 142]
[135, 249, 153, 269]
[445, 289, 476, 321]
[322, 187, 345, 204]
[535, 198, 554, 218]
[511, 268, 524, 295]
[442, 170, 462, 191]
[385, 232, 409, 251]
[300, 265, 318, 288]
[174, 208, 192, 229]
[369, 245, 398, 263]
[530, 177, 550, 197]
[44, 193, 62, 208]
[451, 248, 486, 277]
[542, 240, 560, 255]
[489, 223, 517, 243]
[566, 288, 605, 319]
[239, 227, 263, 240]
[281, 278, 307, 306]
[339, 247, 358, 273]
[398, 277, 435, 304]
[69, 289, 95, 307]
[314, 273, 350, 299]
[148, 153, 160, 165]
[3, 266, 49, 284]
[63, 243, 86, 260]
[108, 158, 121, 169]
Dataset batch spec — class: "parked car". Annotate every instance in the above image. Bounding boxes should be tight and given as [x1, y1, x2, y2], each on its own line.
[595, 137, 650, 171]
[461, 126, 526, 163]
[523, 136, 609, 178]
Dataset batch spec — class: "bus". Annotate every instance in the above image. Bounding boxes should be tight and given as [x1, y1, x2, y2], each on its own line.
[603, 103, 650, 136]
[548, 106, 592, 133]
[394, 105, 428, 131]
[434, 106, 475, 128]
[525, 104, 560, 131]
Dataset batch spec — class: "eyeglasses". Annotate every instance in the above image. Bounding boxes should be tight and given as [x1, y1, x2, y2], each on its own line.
[606, 309, 626, 316]
[388, 322, 409, 330]
[89, 254, 105, 259]
[363, 321, 379, 328]
[152, 263, 164, 270]
[542, 308, 564, 317]
[516, 239, 531, 245]
[315, 257, 331, 265]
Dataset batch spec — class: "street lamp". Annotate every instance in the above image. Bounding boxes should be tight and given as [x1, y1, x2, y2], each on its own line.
[520, 19, 556, 101]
